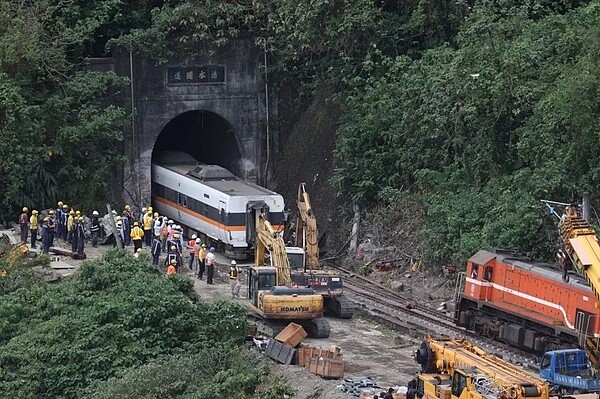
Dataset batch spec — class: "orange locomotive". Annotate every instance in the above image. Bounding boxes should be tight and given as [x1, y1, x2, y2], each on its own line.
[454, 249, 600, 354]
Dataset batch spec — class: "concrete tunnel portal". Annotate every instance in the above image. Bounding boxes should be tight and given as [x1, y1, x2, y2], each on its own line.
[151, 110, 242, 176]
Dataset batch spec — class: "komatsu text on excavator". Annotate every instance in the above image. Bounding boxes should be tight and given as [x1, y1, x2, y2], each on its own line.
[246, 212, 331, 338]
[289, 183, 355, 319]
[412, 336, 549, 399]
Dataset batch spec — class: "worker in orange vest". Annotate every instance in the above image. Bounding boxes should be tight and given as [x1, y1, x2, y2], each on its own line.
[187, 234, 198, 271]
[166, 259, 177, 276]
[130, 221, 144, 254]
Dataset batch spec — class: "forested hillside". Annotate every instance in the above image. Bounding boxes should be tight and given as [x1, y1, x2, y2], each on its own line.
[1, 0, 598, 266]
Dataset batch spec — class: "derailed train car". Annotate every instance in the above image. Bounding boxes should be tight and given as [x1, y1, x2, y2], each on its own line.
[454, 249, 600, 354]
[151, 152, 285, 258]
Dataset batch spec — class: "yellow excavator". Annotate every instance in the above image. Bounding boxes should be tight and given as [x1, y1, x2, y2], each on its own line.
[412, 336, 549, 399]
[246, 212, 331, 338]
[0, 236, 29, 277]
[290, 183, 355, 318]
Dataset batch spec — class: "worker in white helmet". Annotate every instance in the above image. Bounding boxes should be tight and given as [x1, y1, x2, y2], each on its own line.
[90, 211, 100, 248]
[187, 234, 198, 271]
[228, 260, 241, 298]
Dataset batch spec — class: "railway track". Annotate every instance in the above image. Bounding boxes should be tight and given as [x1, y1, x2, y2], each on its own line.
[329, 265, 540, 369]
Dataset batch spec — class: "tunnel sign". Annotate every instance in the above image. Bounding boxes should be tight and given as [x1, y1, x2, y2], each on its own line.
[167, 65, 225, 84]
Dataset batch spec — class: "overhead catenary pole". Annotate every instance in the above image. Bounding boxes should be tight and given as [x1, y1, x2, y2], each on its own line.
[583, 191, 591, 222]
[263, 44, 270, 187]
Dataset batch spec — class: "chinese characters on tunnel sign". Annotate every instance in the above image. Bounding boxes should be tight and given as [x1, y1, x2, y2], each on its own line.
[167, 65, 226, 84]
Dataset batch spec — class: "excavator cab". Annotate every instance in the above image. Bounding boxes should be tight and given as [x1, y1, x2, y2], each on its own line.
[248, 266, 277, 307]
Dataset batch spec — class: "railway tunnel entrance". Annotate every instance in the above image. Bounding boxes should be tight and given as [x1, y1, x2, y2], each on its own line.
[151, 110, 242, 176]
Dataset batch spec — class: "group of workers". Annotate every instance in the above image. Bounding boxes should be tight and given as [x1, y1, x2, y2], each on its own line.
[18, 202, 101, 255]
[18, 202, 242, 296]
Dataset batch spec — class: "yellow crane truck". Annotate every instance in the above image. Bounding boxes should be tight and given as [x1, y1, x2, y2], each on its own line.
[246, 213, 331, 338]
[412, 336, 549, 399]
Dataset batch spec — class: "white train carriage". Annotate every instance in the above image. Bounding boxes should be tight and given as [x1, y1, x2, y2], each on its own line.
[151, 153, 285, 258]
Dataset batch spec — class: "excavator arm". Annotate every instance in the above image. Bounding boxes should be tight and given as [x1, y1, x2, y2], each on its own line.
[255, 213, 292, 286]
[295, 183, 320, 270]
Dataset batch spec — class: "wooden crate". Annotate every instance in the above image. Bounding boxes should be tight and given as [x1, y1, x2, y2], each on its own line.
[275, 322, 307, 348]
[307, 356, 344, 378]
[298, 346, 342, 366]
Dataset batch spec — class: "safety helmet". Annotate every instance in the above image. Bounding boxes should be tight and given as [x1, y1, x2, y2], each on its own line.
[202, 243, 207, 248]
[125, 204, 131, 211]
[49, 210, 55, 215]
[195, 238, 201, 244]
[174, 234, 180, 239]
[209, 247, 215, 252]
[231, 260, 236, 265]
[69, 210, 75, 215]
[137, 248, 142, 253]
[92, 211, 99, 216]
[79, 216, 84, 221]
[75, 210, 81, 216]
[32, 210, 38, 214]
[142, 207, 147, 212]
[116, 215, 122, 221]
[148, 206, 153, 212]
[153, 212, 158, 217]
[170, 259, 176, 264]
[22, 207, 28, 212]
[133, 221, 139, 226]
[191, 234, 197, 239]
[63, 204, 68, 209]
[43, 217, 49, 222]
[58, 201, 63, 207]
[170, 245, 176, 250]
[168, 220, 174, 224]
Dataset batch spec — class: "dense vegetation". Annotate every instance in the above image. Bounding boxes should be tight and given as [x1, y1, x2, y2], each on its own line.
[1, 0, 598, 265]
[0, 249, 290, 398]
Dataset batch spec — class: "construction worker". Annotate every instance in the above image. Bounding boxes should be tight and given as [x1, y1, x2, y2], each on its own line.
[166, 259, 177, 276]
[90, 211, 100, 248]
[153, 215, 162, 239]
[130, 221, 144, 253]
[143, 211, 153, 247]
[75, 216, 85, 257]
[71, 217, 80, 253]
[67, 210, 75, 243]
[19, 207, 29, 244]
[122, 210, 131, 246]
[29, 210, 39, 249]
[187, 234, 198, 271]
[61, 204, 69, 241]
[151, 234, 162, 266]
[165, 245, 181, 271]
[205, 247, 216, 285]
[173, 233, 182, 253]
[139, 207, 147, 225]
[228, 260, 241, 298]
[160, 220, 168, 252]
[48, 210, 56, 247]
[197, 243, 207, 280]
[55, 201, 64, 239]
[40, 217, 50, 254]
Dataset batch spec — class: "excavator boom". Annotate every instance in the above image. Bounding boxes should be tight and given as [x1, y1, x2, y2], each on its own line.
[295, 183, 320, 270]
[255, 213, 291, 287]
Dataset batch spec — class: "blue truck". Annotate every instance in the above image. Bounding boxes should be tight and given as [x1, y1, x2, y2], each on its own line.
[539, 349, 600, 394]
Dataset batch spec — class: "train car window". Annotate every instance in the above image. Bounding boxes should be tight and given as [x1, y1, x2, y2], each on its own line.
[484, 266, 493, 282]
[470, 264, 479, 279]
[204, 193, 209, 198]
[178, 193, 188, 207]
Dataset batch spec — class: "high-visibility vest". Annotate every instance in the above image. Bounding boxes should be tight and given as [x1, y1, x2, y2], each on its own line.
[30, 215, 38, 229]
[130, 227, 144, 240]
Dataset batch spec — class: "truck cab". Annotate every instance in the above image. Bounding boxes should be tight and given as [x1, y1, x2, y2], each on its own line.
[539, 349, 600, 393]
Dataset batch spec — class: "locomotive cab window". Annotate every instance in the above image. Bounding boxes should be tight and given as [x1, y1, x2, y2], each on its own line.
[178, 193, 188, 207]
[484, 266, 493, 282]
[540, 355, 551, 370]
[470, 264, 479, 279]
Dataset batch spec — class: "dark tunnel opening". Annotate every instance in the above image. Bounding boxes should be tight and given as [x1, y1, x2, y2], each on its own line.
[152, 110, 242, 176]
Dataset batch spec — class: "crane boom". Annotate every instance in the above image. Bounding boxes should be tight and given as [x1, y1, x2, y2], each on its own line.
[414, 336, 548, 399]
[255, 213, 292, 286]
[558, 205, 600, 365]
[295, 183, 320, 270]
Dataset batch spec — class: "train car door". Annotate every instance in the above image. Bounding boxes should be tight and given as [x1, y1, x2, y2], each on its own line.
[218, 200, 228, 242]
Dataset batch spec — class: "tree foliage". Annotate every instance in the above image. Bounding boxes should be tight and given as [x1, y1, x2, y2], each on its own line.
[0, 250, 256, 399]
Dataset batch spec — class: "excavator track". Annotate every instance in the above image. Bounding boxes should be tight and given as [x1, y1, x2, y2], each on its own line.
[299, 318, 331, 338]
[324, 295, 355, 319]
[247, 312, 289, 338]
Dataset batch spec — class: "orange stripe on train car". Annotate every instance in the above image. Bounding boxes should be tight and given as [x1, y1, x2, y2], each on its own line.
[153, 195, 284, 233]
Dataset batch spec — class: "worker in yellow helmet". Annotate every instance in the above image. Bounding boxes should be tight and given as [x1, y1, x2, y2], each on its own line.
[29, 210, 39, 249]
[130, 221, 144, 254]
[166, 259, 177, 276]
[67, 210, 75, 243]
[143, 211, 153, 247]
